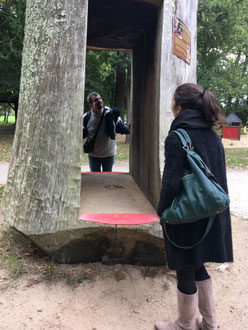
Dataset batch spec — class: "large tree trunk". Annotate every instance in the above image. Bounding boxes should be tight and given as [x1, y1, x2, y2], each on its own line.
[2, 0, 88, 235]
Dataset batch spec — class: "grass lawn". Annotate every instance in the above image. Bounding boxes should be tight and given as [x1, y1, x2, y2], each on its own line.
[0, 116, 15, 125]
[0, 131, 129, 164]
[0, 134, 14, 162]
[82, 140, 129, 165]
[225, 148, 248, 169]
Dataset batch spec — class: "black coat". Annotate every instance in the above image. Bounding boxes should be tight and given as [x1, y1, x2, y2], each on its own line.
[157, 109, 233, 270]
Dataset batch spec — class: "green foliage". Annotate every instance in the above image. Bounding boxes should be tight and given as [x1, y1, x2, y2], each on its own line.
[0, 0, 26, 96]
[108, 52, 131, 71]
[198, 0, 248, 124]
[84, 50, 131, 112]
[2, 254, 24, 278]
[42, 264, 55, 280]
[84, 50, 116, 111]
[0, 227, 25, 279]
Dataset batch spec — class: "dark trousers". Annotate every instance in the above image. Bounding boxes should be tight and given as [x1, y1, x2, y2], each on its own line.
[176, 265, 210, 294]
[88, 155, 115, 172]
[161, 222, 210, 294]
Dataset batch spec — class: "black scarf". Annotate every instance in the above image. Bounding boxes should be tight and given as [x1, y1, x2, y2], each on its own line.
[170, 108, 211, 132]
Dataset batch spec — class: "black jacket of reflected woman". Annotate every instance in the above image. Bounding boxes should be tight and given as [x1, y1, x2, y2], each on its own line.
[157, 108, 233, 270]
[83, 107, 129, 140]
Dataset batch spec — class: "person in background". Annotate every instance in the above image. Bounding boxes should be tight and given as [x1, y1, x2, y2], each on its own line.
[155, 83, 233, 330]
[83, 92, 130, 172]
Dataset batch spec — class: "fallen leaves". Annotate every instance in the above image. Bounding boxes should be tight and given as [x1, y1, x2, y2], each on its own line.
[0, 134, 14, 162]
[22, 279, 40, 289]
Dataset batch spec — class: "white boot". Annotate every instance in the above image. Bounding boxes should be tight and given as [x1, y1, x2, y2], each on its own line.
[154, 289, 199, 330]
[196, 278, 218, 330]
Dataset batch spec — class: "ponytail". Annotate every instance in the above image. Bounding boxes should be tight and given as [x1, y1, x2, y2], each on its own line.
[174, 83, 226, 128]
[201, 90, 226, 128]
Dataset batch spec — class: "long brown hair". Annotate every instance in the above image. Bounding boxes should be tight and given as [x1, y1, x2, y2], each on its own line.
[174, 83, 226, 128]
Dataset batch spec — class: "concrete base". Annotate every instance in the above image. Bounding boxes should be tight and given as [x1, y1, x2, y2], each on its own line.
[28, 226, 165, 264]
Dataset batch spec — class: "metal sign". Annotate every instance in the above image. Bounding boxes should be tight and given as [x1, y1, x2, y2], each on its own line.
[173, 17, 191, 64]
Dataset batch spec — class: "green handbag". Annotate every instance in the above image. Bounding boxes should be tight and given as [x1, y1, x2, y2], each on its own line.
[161, 128, 230, 249]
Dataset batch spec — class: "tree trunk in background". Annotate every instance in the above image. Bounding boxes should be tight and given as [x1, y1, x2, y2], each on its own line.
[2, 0, 88, 235]
[125, 51, 132, 144]
[114, 53, 126, 120]
[3, 108, 7, 122]
[6, 108, 10, 123]
[14, 100, 18, 122]
[226, 96, 233, 116]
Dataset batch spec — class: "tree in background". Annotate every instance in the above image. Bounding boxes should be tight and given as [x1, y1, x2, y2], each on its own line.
[84, 50, 115, 111]
[0, 103, 11, 123]
[198, 0, 248, 124]
[0, 0, 26, 119]
[84, 50, 131, 121]
[110, 51, 131, 120]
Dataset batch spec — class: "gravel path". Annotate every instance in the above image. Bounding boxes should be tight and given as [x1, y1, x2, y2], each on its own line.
[226, 169, 248, 219]
[0, 162, 9, 185]
[0, 162, 247, 219]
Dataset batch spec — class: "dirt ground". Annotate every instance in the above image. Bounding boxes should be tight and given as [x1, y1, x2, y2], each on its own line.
[0, 134, 248, 330]
[222, 134, 248, 148]
[0, 212, 247, 330]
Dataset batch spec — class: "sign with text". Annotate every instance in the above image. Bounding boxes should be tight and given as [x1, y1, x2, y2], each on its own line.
[173, 17, 191, 64]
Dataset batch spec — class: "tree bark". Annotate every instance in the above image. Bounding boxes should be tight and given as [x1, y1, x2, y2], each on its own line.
[114, 53, 126, 120]
[226, 96, 233, 116]
[2, 0, 88, 235]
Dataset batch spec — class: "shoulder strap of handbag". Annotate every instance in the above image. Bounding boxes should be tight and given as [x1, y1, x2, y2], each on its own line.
[173, 129, 215, 178]
[163, 128, 216, 250]
[93, 108, 106, 140]
[163, 216, 215, 250]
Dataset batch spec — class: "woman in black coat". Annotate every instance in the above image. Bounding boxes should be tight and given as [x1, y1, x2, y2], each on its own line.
[155, 83, 233, 330]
